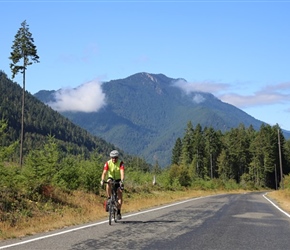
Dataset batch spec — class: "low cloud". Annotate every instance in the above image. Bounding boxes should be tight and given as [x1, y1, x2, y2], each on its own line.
[172, 79, 290, 109]
[172, 79, 229, 94]
[219, 92, 289, 109]
[172, 79, 229, 104]
[48, 80, 106, 112]
[219, 82, 290, 108]
[192, 94, 206, 104]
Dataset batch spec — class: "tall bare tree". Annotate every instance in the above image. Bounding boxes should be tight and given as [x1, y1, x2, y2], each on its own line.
[9, 20, 39, 167]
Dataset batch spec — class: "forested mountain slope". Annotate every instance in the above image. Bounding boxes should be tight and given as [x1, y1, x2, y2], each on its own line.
[0, 71, 119, 162]
[35, 72, 289, 167]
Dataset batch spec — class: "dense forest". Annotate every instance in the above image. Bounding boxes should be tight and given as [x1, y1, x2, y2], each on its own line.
[171, 122, 290, 189]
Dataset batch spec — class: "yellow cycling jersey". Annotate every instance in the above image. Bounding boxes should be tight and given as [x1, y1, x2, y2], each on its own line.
[104, 159, 124, 180]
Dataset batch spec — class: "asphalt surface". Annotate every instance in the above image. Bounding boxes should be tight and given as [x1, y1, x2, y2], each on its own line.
[0, 192, 290, 250]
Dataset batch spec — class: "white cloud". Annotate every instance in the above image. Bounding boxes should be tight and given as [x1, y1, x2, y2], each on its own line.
[172, 79, 229, 94]
[48, 80, 106, 112]
[192, 94, 205, 104]
[218, 92, 287, 108]
[219, 92, 290, 108]
[172, 79, 229, 104]
[262, 81, 290, 93]
[172, 79, 290, 109]
[219, 82, 290, 108]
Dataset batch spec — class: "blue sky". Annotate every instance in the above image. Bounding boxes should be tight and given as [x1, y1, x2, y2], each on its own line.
[1, 0, 290, 131]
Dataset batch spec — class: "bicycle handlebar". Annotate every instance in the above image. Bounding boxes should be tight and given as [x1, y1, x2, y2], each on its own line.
[102, 180, 124, 190]
[103, 180, 121, 184]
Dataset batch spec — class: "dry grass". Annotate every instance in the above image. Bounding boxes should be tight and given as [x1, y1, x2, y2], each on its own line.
[266, 190, 290, 214]
[0, 190, 107, 240]
[0, 188, 288, 240]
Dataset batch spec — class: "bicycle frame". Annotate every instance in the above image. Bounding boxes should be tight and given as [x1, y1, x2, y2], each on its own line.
[104, 180, 120, 225]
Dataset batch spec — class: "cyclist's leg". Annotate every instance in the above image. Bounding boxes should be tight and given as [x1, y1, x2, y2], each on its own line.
[117, 187, 123, 220]
[106, 178, 113, 198]
[117, 187, 123, 209]
[108, 197, 113, 225]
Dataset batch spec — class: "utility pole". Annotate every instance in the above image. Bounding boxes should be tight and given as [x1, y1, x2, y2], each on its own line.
[274, 164, 278, 190]
[278, 129, 283, 189]
[209, 135, 213, 179]
[210, 153, 213, 179]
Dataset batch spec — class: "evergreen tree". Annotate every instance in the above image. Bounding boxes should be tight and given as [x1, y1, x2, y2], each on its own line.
[204, 127, 222, 179]
[171, 137, 182, 165]
[192, 124, 206, 178]
[262, 125, 279, 187]
[152, 160, 162, 175]
[249, 124, 277, 187]
[23, 135, 59, 198]
[275, 125, 289, 188]
[284, 139, 290, 176]
[0, 120, 18, 163]
[217, 148, 232, 180]
[181, 121, 194, 165]
[222, 124, 251, 183]
[9, 20, 40, 167]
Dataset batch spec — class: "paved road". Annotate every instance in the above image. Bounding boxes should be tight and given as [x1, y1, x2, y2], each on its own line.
[1, 192, 290, 250]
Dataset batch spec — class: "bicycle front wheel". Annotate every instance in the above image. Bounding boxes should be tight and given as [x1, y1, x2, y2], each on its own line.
[108, 200, 113, 225]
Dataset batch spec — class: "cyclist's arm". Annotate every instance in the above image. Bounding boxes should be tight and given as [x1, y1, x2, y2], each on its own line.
[120, 169, 124, 182]
[101, 169, 108, 181]
[120, 161, 125, 182]
[101, 162, 109, 181]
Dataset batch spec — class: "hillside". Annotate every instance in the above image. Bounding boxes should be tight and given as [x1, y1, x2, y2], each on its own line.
[0, 71, 120, 162]
[34, 72, 289, 167]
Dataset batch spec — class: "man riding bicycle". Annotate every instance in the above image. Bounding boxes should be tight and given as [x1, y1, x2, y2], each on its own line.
[101, 150, 125, 220]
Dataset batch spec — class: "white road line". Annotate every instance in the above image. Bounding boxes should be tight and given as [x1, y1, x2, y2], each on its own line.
[263, 193, 290, 218]
[0, 196, 205, 249]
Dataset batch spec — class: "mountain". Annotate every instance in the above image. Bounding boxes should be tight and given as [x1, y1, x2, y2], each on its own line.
[34, 72, 290, 167]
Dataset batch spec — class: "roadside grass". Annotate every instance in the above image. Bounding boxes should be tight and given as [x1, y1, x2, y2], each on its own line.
[0, 187, 288, 240]
[0, 190, 106, 240]
[266, 190, 290, 214]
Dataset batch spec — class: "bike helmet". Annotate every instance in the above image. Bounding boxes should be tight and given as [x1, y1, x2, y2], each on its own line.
[110, 150, 119, 158]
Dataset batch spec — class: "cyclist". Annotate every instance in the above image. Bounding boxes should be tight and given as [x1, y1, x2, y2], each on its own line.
[101, 150, 125, 220]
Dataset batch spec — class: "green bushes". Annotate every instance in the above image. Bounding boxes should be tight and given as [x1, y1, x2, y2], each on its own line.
[283, 174, 290, 190]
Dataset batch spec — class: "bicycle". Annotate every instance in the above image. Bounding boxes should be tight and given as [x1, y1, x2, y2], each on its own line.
[104, 179, 122, 225]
